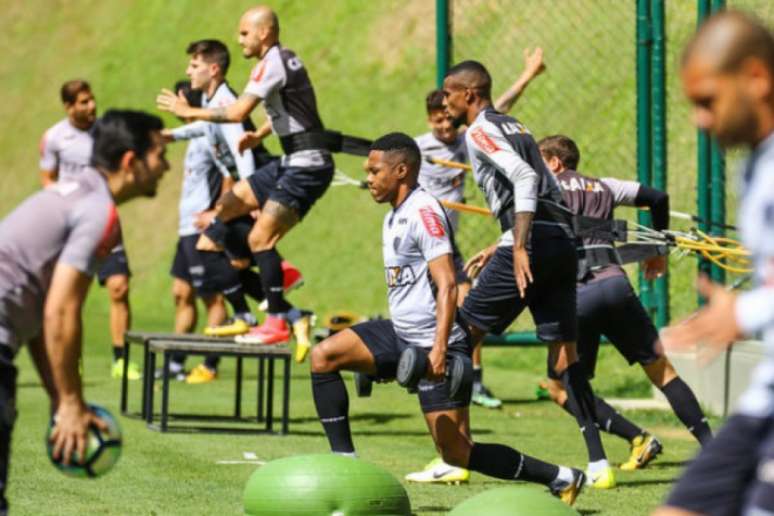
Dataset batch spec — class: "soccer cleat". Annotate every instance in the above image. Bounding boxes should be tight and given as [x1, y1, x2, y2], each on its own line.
[204, 317, 252, 337]
[111, 358, 141, 380]
[235, 315, 291, 345]
[549, 468, 586, 506]
[154, 366, 186, 382]
[620, 432, 663, 471]
[471, 383, 502, 409]
[405, 457, 470, 485]
[258, 261, 305, 311]
[292, 311, 316, 363]
[185, 364, 217, 384]
[586, 465, 617, 489]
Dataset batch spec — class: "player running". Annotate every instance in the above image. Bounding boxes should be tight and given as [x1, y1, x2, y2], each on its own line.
[309, 133, 586, 505]
[39, 80, 140, 381]
[442, 60, 615, 488]
[538, 134, 711, 471]
[654, 11, 774, 516]
[156, 6, 324, 346]
[0, 110, 169, 515]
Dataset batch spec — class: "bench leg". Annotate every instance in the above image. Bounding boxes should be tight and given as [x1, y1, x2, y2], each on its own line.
[234, 357, 243, 419]
[257, 358, 265, 422]
[161, 352, 170, 432]
[266, 359, 275, 432]
[141, 341, 150, 419]
[282, 357, 290, 435]
[120, 334, 130, 415]
[146, 351, 156, 425]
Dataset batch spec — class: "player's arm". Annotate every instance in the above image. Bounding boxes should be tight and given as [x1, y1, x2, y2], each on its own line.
[493, 47, 546, 114]
[238, 120, 273, 155]
[162, 120, 209, 142]
[39, 131, 58, 187]
[157, 90, 260, 124]
[220, 120, 256, 179]
[27, 333, 58, 414]
[427, 254, 458, 380]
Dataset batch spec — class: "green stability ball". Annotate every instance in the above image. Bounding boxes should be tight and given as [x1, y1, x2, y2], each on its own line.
[243, 454, 411, 515]
[449, 486, 579, 516]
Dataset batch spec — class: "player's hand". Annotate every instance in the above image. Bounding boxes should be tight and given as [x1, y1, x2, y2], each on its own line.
[464, 245, 497, 279]
[643, 255, 668, 280]
[512, 247, 533, 298]
[523, 47, 546, 79]
[196, 233, 224, 253]
[194, 210, 216, 231]
[660, 275, 743, 364]
[49, 400, 108, 466]
[160, 129, 175, 144]
[156, 88, 191, 118]
[238, 131, 265, 155]
[427, 346, 446, 382]
[230, 258, 251, 270]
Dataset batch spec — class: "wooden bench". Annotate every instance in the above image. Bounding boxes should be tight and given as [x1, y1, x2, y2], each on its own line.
[120, 331, 234, 418]
[146, 339, 292, 434]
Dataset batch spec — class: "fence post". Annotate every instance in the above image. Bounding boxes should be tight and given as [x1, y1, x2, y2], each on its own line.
[637, 0, 654, 312]
[436, 0, 451, 89]
[650, 0, 669, 327]
[710, 0, 727, 286]
[696, 0, 712, 303]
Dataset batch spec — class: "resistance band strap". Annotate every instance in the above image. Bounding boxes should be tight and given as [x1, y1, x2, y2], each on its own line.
[616, 242, 669, 264]
[280, 130, 373, 157]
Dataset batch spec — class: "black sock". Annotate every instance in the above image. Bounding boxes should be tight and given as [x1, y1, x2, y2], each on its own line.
[254, 249, 291, 314]
[204, 355, 220, 371]
[593, 397, 643, 442]
[660, 377, 712, 445]
[311, 372, 354, 453]
[222, 284, 251, 315]
[473, 367, 482, 385]
[112, 346, 124, 362]
[170, 353, 186, 367]
[561, 363, 607, 462]
[468, 442, 558, 485]
[239, 269, 265, 302]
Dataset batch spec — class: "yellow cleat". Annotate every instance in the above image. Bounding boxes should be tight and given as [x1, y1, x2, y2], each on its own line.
[292, 312, 316, 363]
[405, 457, 470, 485]
[550, 469, 586, 506]
[586, 466, 616, 489]
[185, 364, 217, 384]
[111, 358, 141, 380]
[204, 318, 251, 337]
[620, 432, 663, 471]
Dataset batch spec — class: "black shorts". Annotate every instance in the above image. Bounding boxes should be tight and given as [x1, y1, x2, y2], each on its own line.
[0, 345, 17, 514]
[247, 159, 334, 220]
[222, 216, 255, 262]
[169, 235, 220, 297]
[97, 244, 131, 286]
[349, 319, 472, 413]
[460, 239, 577, 342]
[549, 274, 661, 380]
[453, 252, 470, 285]
[665, 414, 771, 515]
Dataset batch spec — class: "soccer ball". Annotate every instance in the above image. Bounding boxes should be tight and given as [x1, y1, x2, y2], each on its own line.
[46, 403, 122, 478]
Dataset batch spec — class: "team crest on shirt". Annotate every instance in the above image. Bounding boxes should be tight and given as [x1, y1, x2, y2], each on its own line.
[385, 265, 417, 288]
[419, 207, 445, 238]
[470, 127, 499, 154]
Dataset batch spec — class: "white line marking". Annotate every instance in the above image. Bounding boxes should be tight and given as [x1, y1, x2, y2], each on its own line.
[216, 460, 265, 465]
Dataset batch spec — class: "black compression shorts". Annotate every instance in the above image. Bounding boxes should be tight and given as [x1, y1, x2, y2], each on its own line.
[169, 235, 221, 297]
[246, 159, 334, 220]
[97, 244, 131, 286]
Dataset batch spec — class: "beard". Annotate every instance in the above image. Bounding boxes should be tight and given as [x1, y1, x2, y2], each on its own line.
[716, 97, 760, 148]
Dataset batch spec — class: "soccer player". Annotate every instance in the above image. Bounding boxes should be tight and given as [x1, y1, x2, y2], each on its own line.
[537, 134, 711, 470]
[0, 110, 169, 515]
[442, 61, 615, 488]
[157, 6, 330, 345]
[309, 133, 586, 505]
[39, 80, 140, 381]
[652, 12, 774, 516]
[415, 48, 546, 412]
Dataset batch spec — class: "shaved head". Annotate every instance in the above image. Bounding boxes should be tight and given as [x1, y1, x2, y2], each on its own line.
[683, 10, 774, 75]
[238, 5, 280, 58]
[445, 60, 492, 99]
[242, 5, 279, 35]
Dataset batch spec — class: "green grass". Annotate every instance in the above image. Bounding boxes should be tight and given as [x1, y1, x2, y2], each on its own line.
[2, 1, 771, 514]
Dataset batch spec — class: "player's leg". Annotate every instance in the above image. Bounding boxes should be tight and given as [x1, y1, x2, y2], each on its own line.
[99, 246, 137, 380]
[309, 321, 386, 456]
[740, 422, 774, 514]
[0, 347, 16, 515]
[197, 179, 261, 252]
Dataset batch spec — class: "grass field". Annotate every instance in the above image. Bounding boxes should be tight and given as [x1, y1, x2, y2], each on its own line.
[2, 1, 773, 515]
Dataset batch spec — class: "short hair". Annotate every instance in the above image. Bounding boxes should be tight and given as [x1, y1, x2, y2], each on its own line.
[60, 79, 91, 104]
[445, 60, 492, 99]
[538, 135, 581, 170]
[683, 10, 774, 75]
[425, 89, 445, 113]
[370, 132, 421, 176]
[173, 79, 202, 108]
[91, 110, 164, 172]
[186, 39, 230, 75]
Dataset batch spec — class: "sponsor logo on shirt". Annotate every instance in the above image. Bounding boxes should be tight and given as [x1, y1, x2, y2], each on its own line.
[559, 177, 605, 193]
[385, 265, 417, 288]
[419, 207, 446, 237]
[470, 127, 499, 154]
[251, 61, 267, 83]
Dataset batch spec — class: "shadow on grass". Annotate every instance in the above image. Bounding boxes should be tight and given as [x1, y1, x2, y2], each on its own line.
[578, 510, 601, 515]
[413, 506, 451, 514]
[617, 478, 675, 488]
[498, 398, 548, 406]
[18, 381, 97, 388]
[289, 412, 414, 425]
[649, 460, 689, 469]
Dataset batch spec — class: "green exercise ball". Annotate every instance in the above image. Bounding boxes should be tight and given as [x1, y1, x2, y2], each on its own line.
[243, 454, 411, 515]
[449, 486, 579, 516]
